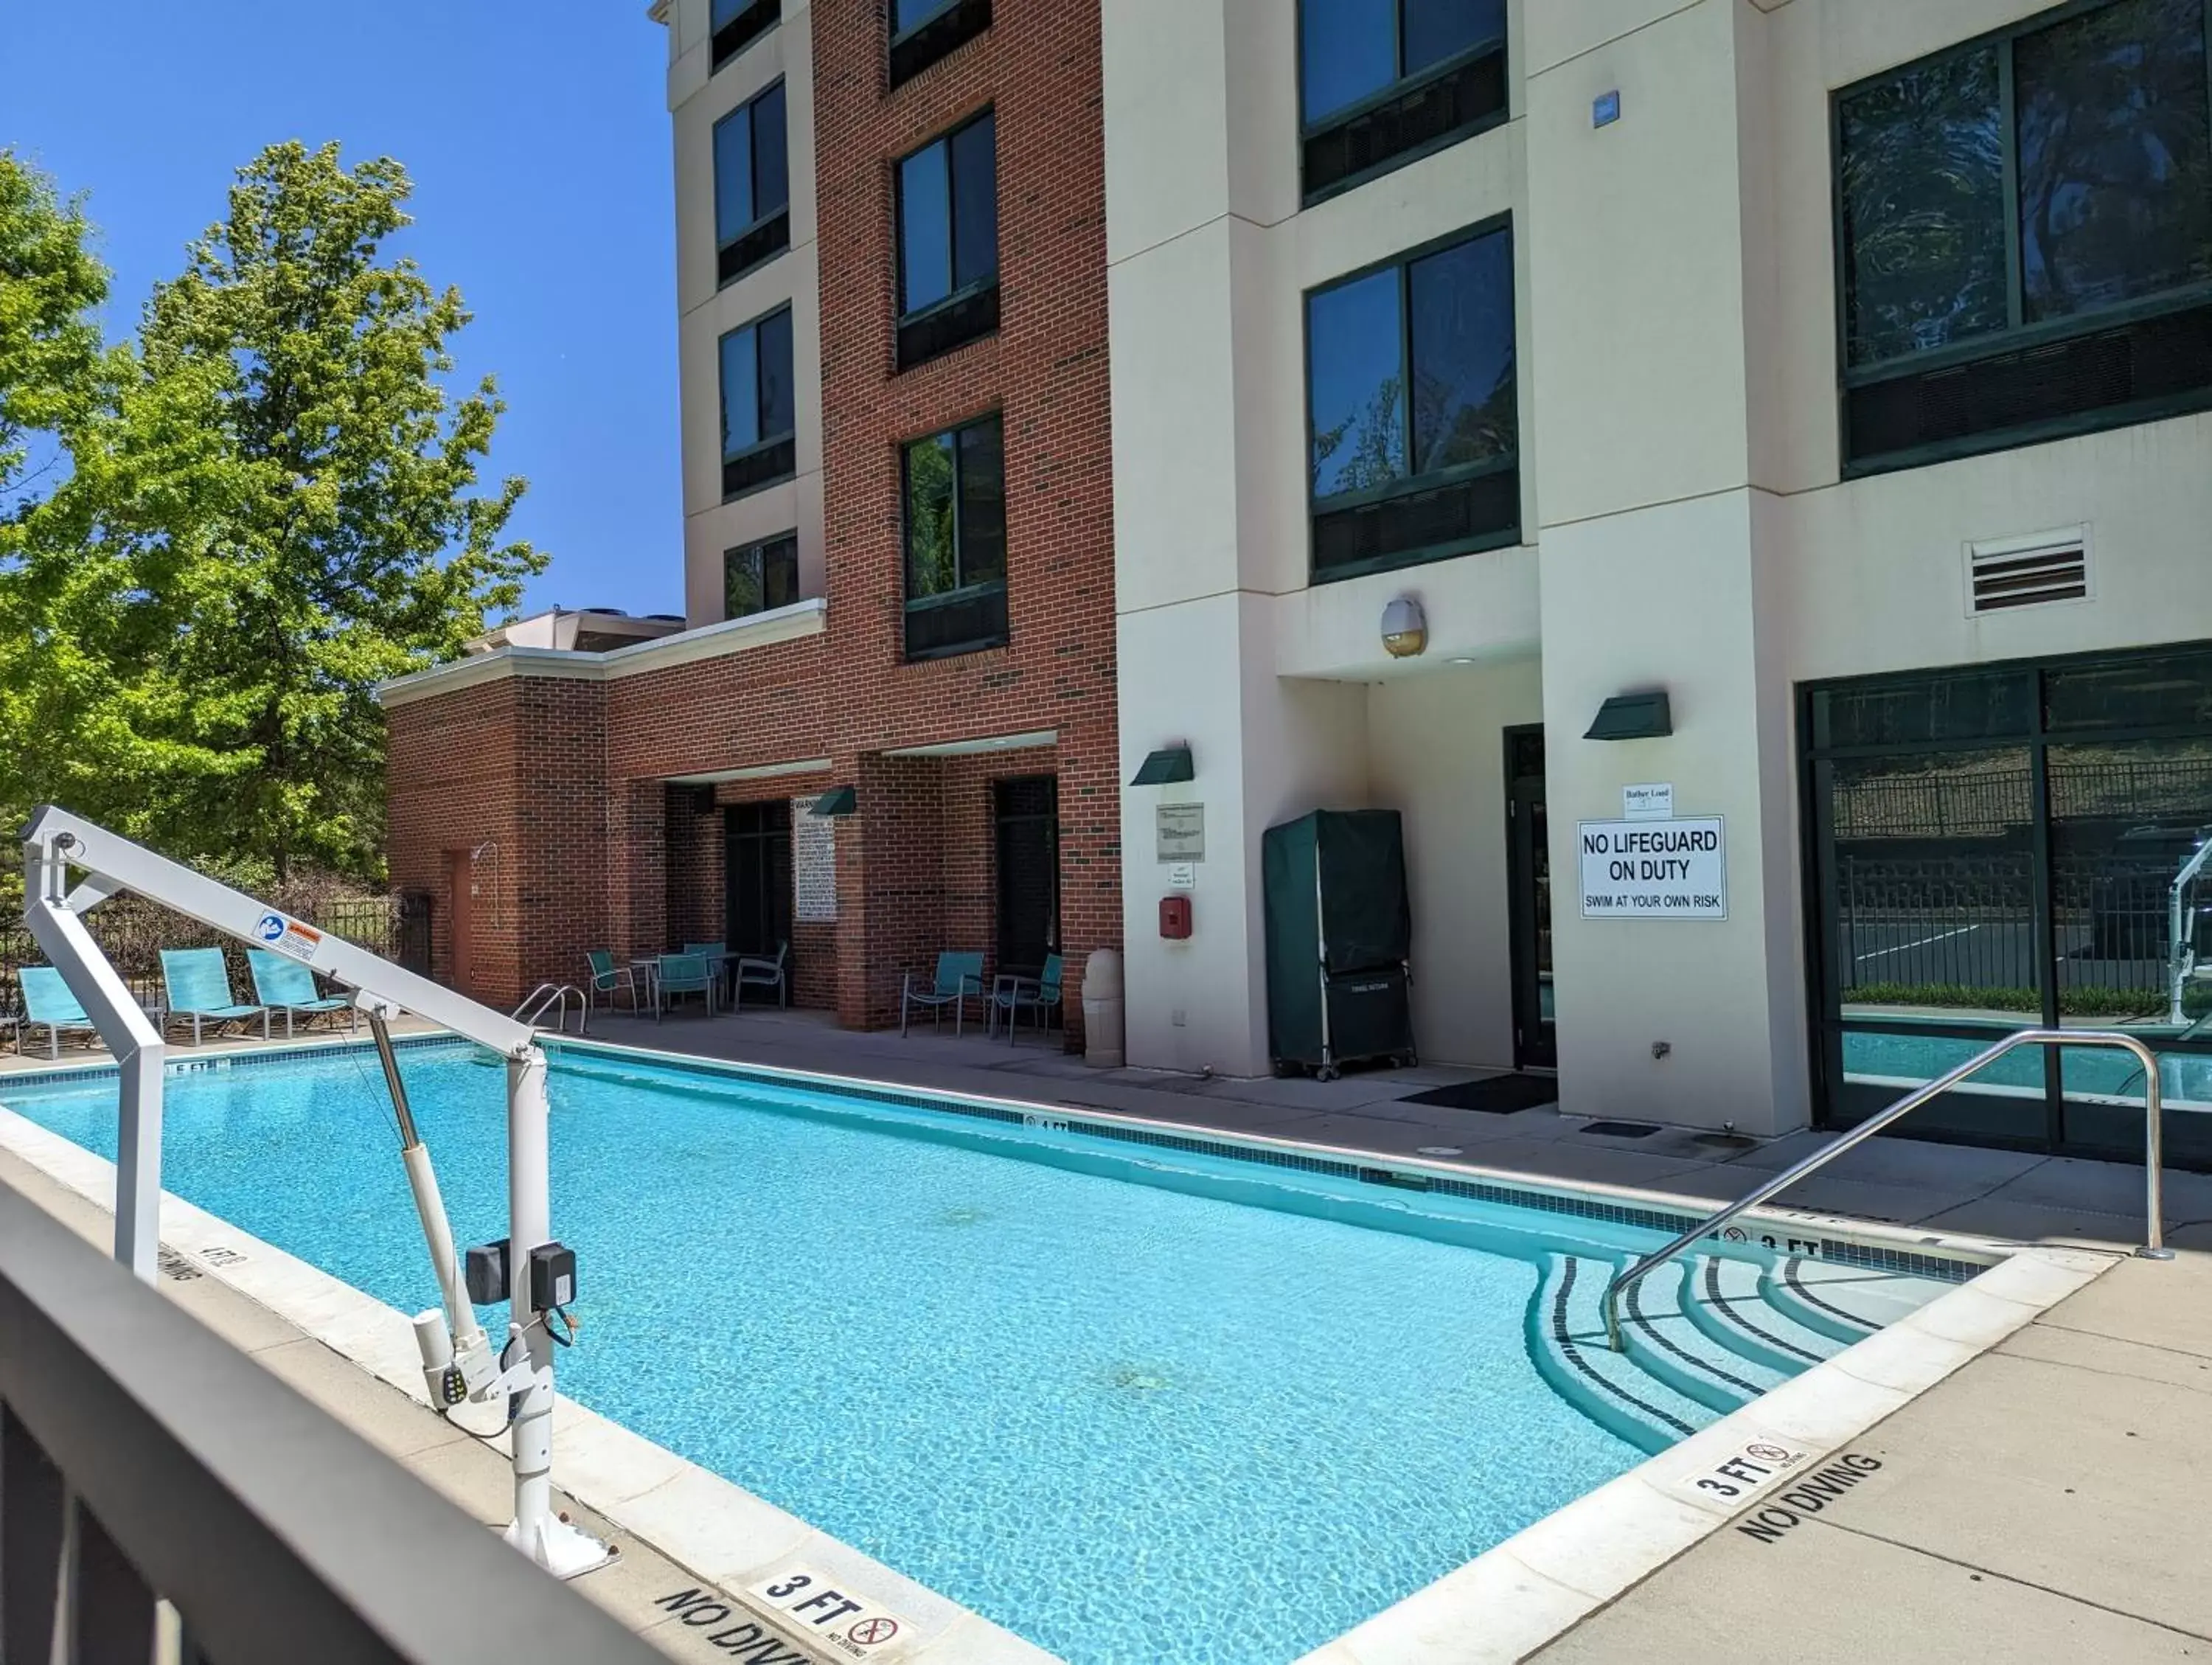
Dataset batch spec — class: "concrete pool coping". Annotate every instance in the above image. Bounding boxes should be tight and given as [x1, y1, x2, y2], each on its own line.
[0, 1034, 2123, 1665]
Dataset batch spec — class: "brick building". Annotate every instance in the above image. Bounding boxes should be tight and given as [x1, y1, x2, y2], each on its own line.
[379, 0, 1119, 1034]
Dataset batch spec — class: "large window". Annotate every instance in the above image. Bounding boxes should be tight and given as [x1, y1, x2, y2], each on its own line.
[1836, 0, 2212, 473]
[718, 307, 795, 501]
[889, 0, 991, 88]
[709, 0, 778, 74]
[902, 414, 1006, 660]
[1304, 220, 1518, 582]
[1803, 646, 2212, 1169]
[725, 532, 799, 620]
[1298, 0, 1508, 202]
[713, 81, 790, 287]
[895, 111, 998, 370]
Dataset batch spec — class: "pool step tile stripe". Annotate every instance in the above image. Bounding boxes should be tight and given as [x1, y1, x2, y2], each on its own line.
[1618, 1262, 1792, 1414]
[1766, 1256, 1958, 1344]
[1529, 1255, 1721, 1456]
[1683, 1257, 1846, 1377]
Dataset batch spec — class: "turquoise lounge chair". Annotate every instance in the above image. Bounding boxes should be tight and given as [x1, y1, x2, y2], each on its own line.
[990, 953, 1065, 1046]
[17, 966, 102, 1059]
[585, 949, 639, 1010]
[159, 948, 269, 1044]
[248, 950, 357, 1037]
[900, 951, 984, 1037]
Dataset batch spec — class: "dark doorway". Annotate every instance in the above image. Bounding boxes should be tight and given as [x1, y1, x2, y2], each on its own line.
[442, 849, 477, 1001]
[725, 800, 794, 970]
[994, 776, 1060, 977]
[1505, 726, 1556, 1070]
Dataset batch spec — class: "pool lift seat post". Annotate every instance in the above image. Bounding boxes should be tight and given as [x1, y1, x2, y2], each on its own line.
[16, 804, 610, 1582]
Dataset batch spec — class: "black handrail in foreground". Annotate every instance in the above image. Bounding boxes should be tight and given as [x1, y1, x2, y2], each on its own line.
[1601, 1028, 2174, 1352]
[0, 1183, 664, 1665]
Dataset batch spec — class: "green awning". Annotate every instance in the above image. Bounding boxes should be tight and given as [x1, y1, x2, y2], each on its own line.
[810, 785, 858, 817]
[1585, 692, 1672, 741]
[1130, 746, 1194, 786]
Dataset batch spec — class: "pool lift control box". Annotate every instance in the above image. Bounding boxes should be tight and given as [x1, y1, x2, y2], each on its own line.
[17, 804, 612, 1582]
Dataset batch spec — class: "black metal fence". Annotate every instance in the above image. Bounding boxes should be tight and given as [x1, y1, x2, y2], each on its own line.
[0, 1185, 661, 1665]
[0, 893, 432, 1019]
[1837, 852, 2204, 1013]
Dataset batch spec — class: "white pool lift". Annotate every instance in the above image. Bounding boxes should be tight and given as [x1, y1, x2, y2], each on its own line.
[18, 805, 610, 1580]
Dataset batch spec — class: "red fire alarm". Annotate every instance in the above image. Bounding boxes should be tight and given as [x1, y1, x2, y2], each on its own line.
[1158, 895, 1193, 939]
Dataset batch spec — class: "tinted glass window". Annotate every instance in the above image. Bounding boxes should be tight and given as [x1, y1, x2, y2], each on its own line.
[950, 113, 998, 291]
[719, 327, 758, 457]
[1309, 268, 1405, 498]
[893, 0, 956, 29]
[712, 0, 750, 29]
[1301, 0, 1396, 123]
[904, 432, 959, 597]
[757, 309, 794, 440]
[899, 115, 998, 318]
[2045, 647, 2212, 731]
[957, 419, 1006, 583]
[726, 535, 799, 618]
[2017, 0, 2212, 322]
[718, 311, 793, 461]
[1837, 47, 2008, 366]
[1810, 669, 2037, 749]
[714, 107, 754, 240]
[753, 84, 790, 220]
[1402, 0, 1503, 75]
[900, 147, 953, 313]
[1407, 231, 1515, 472]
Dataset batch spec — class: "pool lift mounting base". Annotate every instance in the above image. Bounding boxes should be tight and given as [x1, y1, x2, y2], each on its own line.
[18, 805, 611, 1583]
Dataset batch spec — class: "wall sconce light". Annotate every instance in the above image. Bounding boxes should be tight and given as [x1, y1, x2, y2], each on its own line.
[1380, 595, 1427, 659]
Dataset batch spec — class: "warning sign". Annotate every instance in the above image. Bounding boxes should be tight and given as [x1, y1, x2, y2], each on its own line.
[1577, 816, 1727, 920]
[254, 911, 325, 963]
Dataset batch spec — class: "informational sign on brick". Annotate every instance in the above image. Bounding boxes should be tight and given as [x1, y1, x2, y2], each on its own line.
[793, 798, 838, 922]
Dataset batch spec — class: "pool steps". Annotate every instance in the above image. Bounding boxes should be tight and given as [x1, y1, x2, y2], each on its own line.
[1531, 1251, 1955, 1453]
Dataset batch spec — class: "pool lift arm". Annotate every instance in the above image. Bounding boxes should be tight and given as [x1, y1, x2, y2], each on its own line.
[18, 806, 610, 1581]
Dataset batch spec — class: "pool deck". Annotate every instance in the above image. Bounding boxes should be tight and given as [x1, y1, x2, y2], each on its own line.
[4, 1007, 2208, 1661]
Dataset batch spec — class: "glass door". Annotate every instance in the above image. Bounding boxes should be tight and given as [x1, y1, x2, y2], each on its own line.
[1505, 726, 1555, 1070]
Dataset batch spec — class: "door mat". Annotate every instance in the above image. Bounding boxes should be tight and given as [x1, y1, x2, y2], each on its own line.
[1397, 1074, 1559, 1114]
[1581, 1119, 1661, 1139]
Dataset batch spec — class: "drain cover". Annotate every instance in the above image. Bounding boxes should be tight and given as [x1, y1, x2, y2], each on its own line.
[1582, 1119, 1660, 1139]
[1416, 1145, 1464, 1157]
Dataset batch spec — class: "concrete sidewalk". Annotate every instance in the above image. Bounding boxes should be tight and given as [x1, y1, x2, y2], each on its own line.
[1531, 1234, 2212, 1663]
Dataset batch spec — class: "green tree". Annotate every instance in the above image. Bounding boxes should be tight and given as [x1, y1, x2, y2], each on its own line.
[9, 142, 545, 878]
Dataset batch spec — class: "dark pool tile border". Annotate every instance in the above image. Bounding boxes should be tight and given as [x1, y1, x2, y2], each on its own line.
[554, 1043, 1984, 1284]
[0, 1032, 458, 1093]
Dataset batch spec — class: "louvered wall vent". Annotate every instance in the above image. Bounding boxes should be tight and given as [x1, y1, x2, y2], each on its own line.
[1964, 529, 2090, 616]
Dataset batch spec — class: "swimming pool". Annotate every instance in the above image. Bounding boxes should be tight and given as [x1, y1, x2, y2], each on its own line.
[1843, 1028, 2212, 1107]
[0, 1040, 1970, 1665]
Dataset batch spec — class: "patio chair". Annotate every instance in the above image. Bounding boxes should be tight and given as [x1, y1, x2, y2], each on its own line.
[159, 948, 269, 1044]
[585, 949, 639, 1011]
[992, 953, 1065, 1046]
[17, 967, 102, 1060]
[734, 942, 790, 1010]
[653, 952, 717, 1021]
[684, 940, 730, 998]
[900, 951, 985, 1037]
[247, 950, 358, 1037]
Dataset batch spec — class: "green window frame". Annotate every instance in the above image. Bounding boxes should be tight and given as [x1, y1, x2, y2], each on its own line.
[1832, 0, 2212, 474]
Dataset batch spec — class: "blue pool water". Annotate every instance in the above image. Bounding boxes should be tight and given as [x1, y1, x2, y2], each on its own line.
[1844, 1029, 2212, 1106]
[1, 1042, 1655, 1665]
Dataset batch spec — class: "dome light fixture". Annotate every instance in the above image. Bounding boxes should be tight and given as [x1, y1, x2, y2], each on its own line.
[1380, 595, 1427, 659]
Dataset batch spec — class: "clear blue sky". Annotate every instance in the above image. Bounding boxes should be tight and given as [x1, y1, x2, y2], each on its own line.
[4, 0, 681, 619]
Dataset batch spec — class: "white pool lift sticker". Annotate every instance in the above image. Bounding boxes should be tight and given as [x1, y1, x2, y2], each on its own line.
[746, 1565, 913, 1658]
[253, 910, 324, 964]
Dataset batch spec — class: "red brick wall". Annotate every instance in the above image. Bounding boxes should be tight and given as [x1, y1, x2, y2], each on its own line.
[382, 0, 1119, 1034]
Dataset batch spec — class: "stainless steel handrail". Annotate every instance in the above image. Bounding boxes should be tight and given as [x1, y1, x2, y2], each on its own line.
[512, 981, 586, 1035]
[1601, 1028, 2174, 1352]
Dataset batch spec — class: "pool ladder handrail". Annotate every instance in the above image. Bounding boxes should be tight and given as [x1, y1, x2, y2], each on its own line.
[513, 982, 587, 1036]
[1599, 1027, 2173, 1352]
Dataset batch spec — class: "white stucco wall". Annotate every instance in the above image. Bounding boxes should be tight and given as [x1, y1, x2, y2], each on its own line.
[667, 0, 825, 628]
